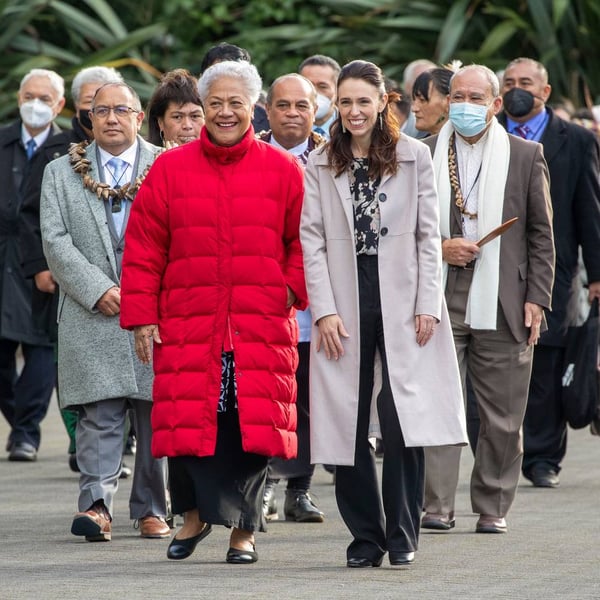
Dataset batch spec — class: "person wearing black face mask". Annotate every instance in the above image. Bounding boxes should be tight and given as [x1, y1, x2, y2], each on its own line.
[70, 66, 124, 143]
[493, 58, 600, 490]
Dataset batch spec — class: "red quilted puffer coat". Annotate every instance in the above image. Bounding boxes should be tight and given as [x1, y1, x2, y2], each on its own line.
[120, 127, 307, 459]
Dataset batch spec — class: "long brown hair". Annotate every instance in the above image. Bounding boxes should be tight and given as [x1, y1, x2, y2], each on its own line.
[328, 60, 400, 179]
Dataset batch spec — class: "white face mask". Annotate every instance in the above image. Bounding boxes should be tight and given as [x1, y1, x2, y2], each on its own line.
[19, 98, 55, 129]
[315, 93, 333, 121]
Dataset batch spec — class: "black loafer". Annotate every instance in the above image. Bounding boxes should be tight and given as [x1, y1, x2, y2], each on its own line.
[167, 524, 212, 560]
[530, 466, 560, 488]
[389, 551, 415, 565]
[347, 556, 383, 568]
[226, 545, 258, 564]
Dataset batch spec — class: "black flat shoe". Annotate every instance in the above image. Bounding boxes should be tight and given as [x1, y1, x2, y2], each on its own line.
[389, 551, 415, 565]
[166, 523, 212, 560]
[347, 556, 383, 568]
[226, 545, 258, 564]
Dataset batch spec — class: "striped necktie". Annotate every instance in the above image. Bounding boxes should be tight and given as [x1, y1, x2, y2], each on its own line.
[514, 124, 530, 139]
[106, 157, 129, 235]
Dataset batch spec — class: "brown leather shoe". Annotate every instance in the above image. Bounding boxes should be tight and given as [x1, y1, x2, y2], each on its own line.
[71, 509, 112, 541]
[421, 512, 455, 530]
[138, 516, 171, 538]
[475, 514, 507, 534]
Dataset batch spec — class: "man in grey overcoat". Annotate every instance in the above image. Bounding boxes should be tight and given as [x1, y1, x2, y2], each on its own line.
[40, 82, 169, 542]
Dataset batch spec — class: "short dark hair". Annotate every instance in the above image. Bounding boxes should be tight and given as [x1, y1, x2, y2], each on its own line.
[200, 43, 251, 73]
[91, 82, 141, 111]
[146, 69, 203, 146]
[299, 54, 341, 76]
[412, 67, 452, 101]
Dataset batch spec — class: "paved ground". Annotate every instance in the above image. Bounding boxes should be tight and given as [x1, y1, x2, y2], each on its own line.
[1, 396, 599, 600]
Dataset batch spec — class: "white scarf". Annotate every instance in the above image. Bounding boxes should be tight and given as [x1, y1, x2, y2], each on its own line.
[433, 117, 510, 330]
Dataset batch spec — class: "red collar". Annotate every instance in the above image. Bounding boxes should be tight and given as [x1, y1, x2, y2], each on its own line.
[200, 125, 255, 164]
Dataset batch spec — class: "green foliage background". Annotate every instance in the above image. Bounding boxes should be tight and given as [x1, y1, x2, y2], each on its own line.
[1, 0, 599, 123]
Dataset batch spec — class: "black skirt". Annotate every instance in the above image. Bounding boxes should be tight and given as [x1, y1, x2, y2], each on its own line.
[168, 406, 269, 532]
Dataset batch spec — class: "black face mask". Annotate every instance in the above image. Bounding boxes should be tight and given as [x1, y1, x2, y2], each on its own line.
[78, 109, 93, 131]
[503, 88, 535, 118]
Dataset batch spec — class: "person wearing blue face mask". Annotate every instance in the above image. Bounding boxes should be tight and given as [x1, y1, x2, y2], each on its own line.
[420, 64, 555, 535]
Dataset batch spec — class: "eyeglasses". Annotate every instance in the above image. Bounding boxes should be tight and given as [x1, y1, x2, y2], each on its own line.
[91, 105, 139, 119]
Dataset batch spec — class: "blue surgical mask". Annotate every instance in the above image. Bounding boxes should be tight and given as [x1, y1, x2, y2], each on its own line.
[449, 102, 489, 137]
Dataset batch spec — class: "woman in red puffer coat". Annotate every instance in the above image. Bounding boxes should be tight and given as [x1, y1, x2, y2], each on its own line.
[120, 60, 306, 565]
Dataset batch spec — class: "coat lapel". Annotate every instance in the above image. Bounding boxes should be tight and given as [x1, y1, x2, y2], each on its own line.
[332, 170, 355, 236]
[313, 149, 355, 237]
[539, 110, 566, 165]
[84, 142, 119, 279]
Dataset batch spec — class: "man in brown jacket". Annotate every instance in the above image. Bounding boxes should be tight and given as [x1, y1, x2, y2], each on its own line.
[422, 64, 555, 534]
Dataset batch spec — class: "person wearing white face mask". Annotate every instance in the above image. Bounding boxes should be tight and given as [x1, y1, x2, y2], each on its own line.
[0, 68, 66, 462]
[299, 54, 341, 140]
[420, 64, 555, 535]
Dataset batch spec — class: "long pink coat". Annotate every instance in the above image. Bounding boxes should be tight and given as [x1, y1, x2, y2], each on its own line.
[301, 136, 467, 465]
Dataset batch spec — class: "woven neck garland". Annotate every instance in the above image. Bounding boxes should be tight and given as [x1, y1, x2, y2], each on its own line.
[68, 140, 154, 212]
[448, 132, 478, 220]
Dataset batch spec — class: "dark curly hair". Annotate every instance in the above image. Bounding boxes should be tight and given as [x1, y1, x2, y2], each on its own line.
[328, 60, 400, 179]
[146, 69, 203, 146]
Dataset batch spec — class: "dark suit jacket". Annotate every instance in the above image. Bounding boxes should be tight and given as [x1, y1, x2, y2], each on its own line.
[0, 120, 67, 344]
[498, 109, 600, 346]
[15, 122, 71, 341]
[424, 130, 555, 344]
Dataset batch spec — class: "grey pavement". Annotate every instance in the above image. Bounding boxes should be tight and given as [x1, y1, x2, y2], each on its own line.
[1, 397, 599, 600]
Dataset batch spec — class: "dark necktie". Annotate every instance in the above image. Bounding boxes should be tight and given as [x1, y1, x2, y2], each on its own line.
[107, 157, 128, 235]
[514, 124, 530, 139]
[25, 139, 36, 160]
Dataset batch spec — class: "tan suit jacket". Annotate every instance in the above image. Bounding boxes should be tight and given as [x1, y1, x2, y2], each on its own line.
[422, 132, 555, 518]
[424, 134, 555, 341]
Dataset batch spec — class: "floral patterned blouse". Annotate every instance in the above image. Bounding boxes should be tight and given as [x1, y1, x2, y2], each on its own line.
[349, 158, 381, 255]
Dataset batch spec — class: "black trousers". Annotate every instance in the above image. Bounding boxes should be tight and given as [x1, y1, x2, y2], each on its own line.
[267, 341, 315, 489]
[522, 345, 567, 475]
[0, 338, 55, 449]
[335, 255, 424, 562]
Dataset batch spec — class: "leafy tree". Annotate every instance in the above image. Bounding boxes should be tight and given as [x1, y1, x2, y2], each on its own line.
[1, 0, 599, 125]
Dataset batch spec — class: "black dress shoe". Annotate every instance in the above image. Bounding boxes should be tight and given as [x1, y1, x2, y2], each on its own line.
[347, 556, 383, 568]
[284, 490, 324, 523]
[226, 545, 258, 564]
[389, 551, 415, 565]
[167, 524, 212, 560]
[119, 461, 132, 479]
[530, 465, 559, 488]
[68, 453, 80, 472]
[8, 441, 37, 462]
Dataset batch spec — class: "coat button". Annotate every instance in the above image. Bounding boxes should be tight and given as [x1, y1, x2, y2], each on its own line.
[380, 227, 388, 236]
[379, 193, 387, 202]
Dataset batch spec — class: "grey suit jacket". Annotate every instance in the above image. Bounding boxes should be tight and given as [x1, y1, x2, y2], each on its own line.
[40, 137, 161, 407]
[424, 133, 555, 343]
